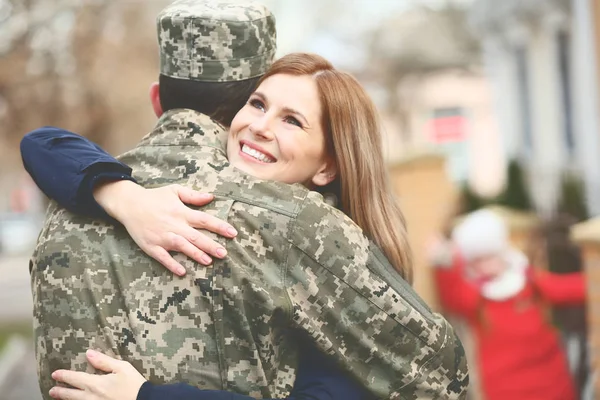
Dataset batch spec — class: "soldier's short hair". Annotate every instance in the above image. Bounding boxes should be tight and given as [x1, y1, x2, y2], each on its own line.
[158, 74, 260, 126]
[157, 0, 277, 83]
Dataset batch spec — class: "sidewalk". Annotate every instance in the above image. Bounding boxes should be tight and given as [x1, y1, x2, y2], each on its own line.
[0, 336, 42, 400]
[0, 254, 33, 323]
[0, 253, 42, 399]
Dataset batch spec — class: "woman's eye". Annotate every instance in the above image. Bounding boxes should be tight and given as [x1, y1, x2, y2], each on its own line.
[249, 99, 265, 111]
[284, 116, 302, 128]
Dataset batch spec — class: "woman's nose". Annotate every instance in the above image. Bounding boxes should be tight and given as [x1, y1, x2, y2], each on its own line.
[249, 115, 275, 140]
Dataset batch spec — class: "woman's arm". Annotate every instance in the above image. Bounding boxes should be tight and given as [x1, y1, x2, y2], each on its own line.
[50, 345, 371, 400]
[21, 127, 135, 218]
[20, 127, 238, 274]
[138, 342, 371, 400]
[285, 202, 470, 399]
[90, 180, 238, 275]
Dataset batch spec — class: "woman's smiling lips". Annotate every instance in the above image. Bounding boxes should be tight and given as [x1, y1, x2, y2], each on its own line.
[239, 140, 277, 164]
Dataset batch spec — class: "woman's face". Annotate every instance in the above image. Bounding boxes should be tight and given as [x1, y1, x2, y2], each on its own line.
[227, 73, 335, 187]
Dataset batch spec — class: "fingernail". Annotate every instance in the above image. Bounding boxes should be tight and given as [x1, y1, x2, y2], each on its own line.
[201, 255, 212, 265]
[216, 248, 227, 258]
[226, 227, 238, 237]
[87, 349, 97, 358]
[49, 388, 57, 397]
[177, 267, 186, 276]
[51, 371, 58, 379]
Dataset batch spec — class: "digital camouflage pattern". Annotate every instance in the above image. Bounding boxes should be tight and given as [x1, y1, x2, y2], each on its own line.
[158, 0, 276, 82]
[31, 109, 469, 399]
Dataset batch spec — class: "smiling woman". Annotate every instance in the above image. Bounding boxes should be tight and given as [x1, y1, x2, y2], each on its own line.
[235, 53, 413, 281]
[227, 73, 334, 188]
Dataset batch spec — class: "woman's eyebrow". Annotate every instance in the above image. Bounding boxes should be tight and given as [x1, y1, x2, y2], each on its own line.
[253, 91, 310, 126]
[282, 107, 309, 126]
[252, 91, 267, 102]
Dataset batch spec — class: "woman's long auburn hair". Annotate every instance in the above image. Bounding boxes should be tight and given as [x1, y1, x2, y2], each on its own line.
[259, 53, 413, 282]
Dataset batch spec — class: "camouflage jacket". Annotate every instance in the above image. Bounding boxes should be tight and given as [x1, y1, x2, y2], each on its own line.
[31, 109, 468, 399]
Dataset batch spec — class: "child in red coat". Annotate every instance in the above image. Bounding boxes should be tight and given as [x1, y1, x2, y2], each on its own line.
[430, 209, 586, 400]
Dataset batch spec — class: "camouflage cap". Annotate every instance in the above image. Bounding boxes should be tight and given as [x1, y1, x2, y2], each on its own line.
[157, 0, 277, 82]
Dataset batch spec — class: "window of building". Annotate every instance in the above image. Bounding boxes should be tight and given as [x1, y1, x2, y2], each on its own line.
[515, 46, 533, 154]
[427, 106, 469, 182]
[557, 30, 575, 154]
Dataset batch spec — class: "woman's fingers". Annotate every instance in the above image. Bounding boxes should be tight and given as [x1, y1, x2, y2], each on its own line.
[112, 184, 237, 275]
[148, 246, 187, 276]
[49, 386, 86, 400]
[51, 369, 98, 391]
[170, 185, 237, 239]
[50, 351, 146, 400]
[85, 349, 120, 373]
[181, 227, 228, 259]
[169, 233, 214, 265]
[145, 237, 215, 276]
[186, 208, 238, 238]
[175, 186, 214, 207]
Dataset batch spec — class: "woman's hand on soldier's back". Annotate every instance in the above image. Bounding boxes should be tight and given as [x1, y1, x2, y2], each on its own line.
[93, 181, 237, 276]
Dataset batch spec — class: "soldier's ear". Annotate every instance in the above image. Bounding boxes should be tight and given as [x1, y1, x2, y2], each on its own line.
[149, 82, 163, 117]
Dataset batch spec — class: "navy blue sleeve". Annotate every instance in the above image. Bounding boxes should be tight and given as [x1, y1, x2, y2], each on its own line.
[136, 340, 372, 400]
[20, 126, 136, 218]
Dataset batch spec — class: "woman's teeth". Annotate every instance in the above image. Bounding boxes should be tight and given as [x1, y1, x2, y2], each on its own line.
[242, 144, 275, 163]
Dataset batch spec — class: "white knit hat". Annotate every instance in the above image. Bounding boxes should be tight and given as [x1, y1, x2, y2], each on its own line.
[451, 209, 509, 262]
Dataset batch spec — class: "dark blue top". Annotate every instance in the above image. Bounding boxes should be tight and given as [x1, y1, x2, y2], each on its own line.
[20, 127, 372, 400]
[137, 336, 371, 400]
[21, 127, 136, 219]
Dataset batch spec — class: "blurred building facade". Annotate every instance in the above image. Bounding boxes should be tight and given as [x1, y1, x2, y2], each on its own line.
[471, 0, 600, 216]
[358, 4, 505, 199]
[381, 69, 505, 197]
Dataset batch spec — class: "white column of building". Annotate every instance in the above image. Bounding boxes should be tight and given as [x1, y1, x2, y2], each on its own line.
[482, 35, 521, 165]
[571, 0, 600, 216]
[525, 11, 567, 215]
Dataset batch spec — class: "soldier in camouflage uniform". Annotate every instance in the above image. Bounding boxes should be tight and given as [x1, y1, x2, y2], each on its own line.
[30, 1, 469, 399]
